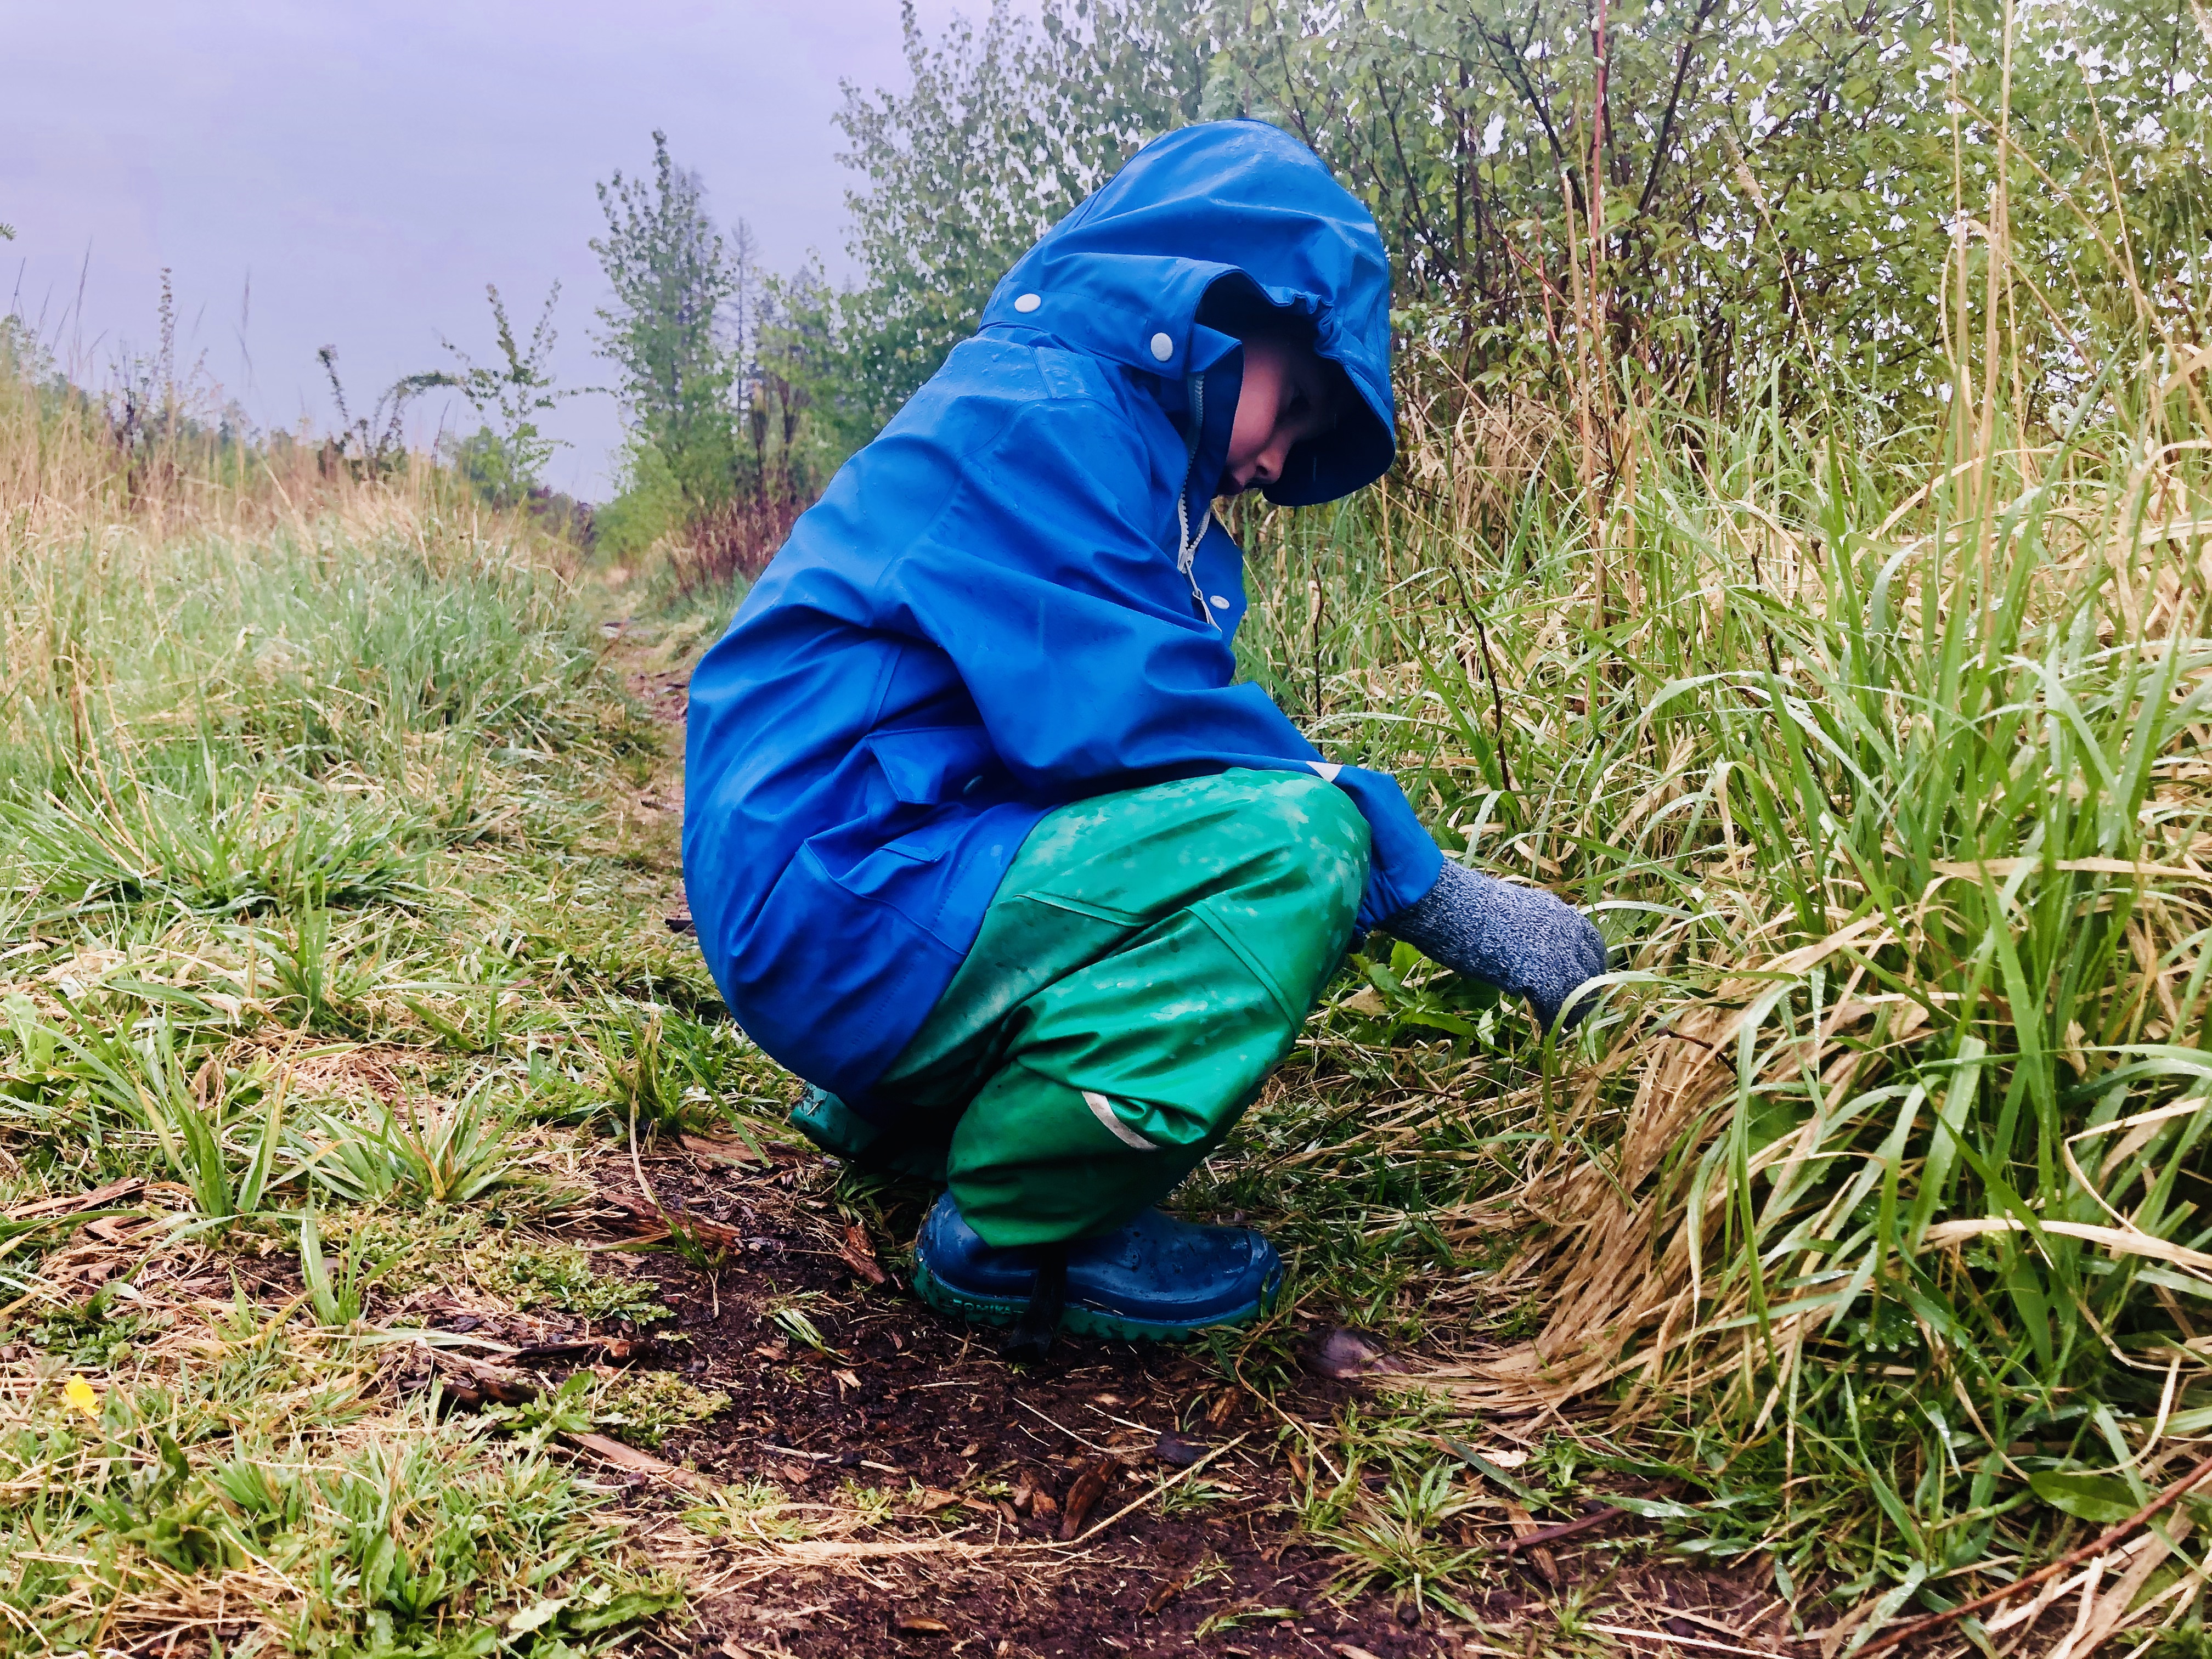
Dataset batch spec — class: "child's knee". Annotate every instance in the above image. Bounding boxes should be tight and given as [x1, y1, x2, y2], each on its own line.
[1226, 770, 1370, 924]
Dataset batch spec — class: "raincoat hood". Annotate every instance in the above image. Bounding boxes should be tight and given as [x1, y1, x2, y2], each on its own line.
[978, 120, 1395, 507]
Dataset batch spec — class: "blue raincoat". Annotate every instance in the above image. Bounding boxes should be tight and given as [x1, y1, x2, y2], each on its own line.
[682, 120, 1444, 1113]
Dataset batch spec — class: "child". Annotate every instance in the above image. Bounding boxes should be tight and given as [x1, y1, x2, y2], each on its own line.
[682, 121, 1606, 1355]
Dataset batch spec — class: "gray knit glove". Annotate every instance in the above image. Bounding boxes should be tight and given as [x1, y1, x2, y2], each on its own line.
[1382, 861, 1609, 1031]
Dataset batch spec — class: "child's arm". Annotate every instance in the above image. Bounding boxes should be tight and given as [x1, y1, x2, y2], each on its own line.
[874, 394, 1444, 930]
[1382, 862, 1609, 1031]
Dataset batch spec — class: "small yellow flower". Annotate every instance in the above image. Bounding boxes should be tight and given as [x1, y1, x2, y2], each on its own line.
[63, 1378, 100, 1419]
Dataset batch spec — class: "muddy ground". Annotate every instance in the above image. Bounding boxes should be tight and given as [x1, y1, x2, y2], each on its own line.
[398, 1125, 1799, 1659]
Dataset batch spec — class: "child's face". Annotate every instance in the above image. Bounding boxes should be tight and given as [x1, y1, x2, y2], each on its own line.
[1218, 335, 1338, 498]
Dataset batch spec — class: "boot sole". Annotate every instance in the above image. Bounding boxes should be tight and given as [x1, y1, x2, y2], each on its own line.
[912, 1261, 1281, 1343]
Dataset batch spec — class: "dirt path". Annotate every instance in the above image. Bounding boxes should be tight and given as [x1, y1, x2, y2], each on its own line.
[450, 1139, 1778, 1659]
[609, 1144, 1482, 1655]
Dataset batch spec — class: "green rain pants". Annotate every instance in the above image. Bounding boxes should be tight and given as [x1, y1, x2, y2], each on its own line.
[791, 768, 1369, 1247]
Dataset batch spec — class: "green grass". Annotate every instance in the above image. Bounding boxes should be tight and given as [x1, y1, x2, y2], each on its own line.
[0, 478, 775, 1654]
[4, 1374, 679, 1654]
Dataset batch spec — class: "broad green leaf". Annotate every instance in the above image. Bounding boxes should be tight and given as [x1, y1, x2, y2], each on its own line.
[2028, 1471, 2139, 1526]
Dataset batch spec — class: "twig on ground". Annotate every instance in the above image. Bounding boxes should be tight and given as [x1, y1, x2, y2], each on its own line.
[754, 1441, 905, 1476]
[1011, 1395, 1116, 1454]
[738, 1432, 1252, 1565]
[559, 1429, 710, 1490]
[1585, 1623, 1782, 1657]
[1232, 1346, 1345, 1483]
[1494, 1503, 1626, 1554]
[1045, 1431, 1253, 1550]
[1858, 1448, 2212, 1654]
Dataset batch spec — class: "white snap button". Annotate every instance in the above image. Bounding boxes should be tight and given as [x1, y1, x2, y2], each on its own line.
[1149, 332, 1173, 362]
[1013, 292, 1041, 313]
[1210, 595, 1229, 610]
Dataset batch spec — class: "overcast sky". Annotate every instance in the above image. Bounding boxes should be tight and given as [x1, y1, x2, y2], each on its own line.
[3, 1, 966, 495]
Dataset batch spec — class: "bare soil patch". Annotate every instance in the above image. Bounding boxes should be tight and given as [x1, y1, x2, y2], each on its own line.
[405, 1132, 1797, 1659]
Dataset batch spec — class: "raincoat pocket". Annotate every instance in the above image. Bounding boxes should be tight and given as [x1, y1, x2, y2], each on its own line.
[863, 727, 998, 805]
[822, 819, 965, 950]
[832, 828, 950, 894]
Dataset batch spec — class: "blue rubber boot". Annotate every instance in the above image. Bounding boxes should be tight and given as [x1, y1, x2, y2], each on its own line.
[911, 1191, 1283, 1349]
